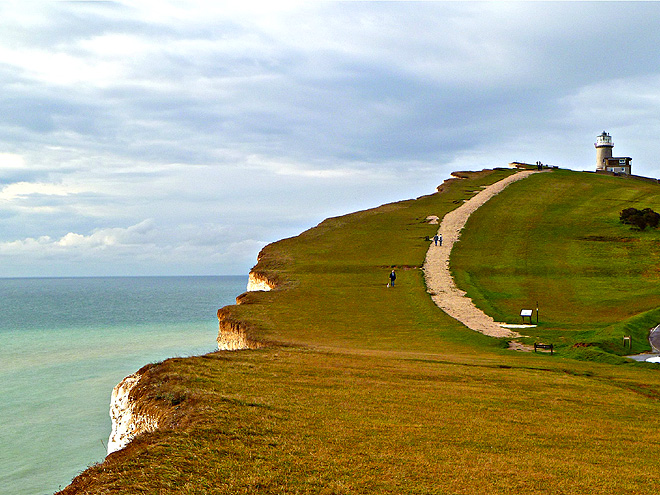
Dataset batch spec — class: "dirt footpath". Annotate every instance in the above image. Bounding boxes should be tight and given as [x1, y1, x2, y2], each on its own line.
[424, 170, 542, 338]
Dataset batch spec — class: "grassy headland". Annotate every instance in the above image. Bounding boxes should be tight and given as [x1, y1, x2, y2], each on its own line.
[451, 169, 660, 358]
[61, 168, 660, 494]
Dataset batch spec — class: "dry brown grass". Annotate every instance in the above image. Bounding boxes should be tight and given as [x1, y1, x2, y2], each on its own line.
[61, 348, 660, 494]
[59, 169, 660, 494]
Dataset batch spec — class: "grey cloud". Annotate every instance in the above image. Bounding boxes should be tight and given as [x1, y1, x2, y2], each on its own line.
[1, 2, 660, 276]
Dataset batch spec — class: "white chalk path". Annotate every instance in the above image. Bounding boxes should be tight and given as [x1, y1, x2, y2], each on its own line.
[424, 170, 542, 338]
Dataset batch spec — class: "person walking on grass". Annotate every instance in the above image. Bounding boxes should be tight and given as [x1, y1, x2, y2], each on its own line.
[389, 269, 396, 287]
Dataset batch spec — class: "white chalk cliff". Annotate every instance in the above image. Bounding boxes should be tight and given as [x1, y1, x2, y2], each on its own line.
[216, 305, 262, 351]
[107, 372, 158, 455]
[246, 271, 275, 292]
[108, 270, 270, 455]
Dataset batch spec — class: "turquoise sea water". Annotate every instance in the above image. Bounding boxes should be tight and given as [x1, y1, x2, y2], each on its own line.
[0, 276, 247, 495]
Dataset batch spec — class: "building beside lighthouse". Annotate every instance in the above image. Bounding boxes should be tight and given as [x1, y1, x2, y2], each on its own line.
[595, 131, 632, 174]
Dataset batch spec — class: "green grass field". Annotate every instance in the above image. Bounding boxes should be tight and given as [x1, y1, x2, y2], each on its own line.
[451, 169, 660, 356]
[61, 169, 660, 494]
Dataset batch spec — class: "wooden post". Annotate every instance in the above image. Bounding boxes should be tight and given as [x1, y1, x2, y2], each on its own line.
[536, 302, 539, 324]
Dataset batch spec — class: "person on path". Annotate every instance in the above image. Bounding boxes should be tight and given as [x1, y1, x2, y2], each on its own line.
[438, 233, 442, 246]
[389, 269, 396, 287]
[433, 234, 439, 246]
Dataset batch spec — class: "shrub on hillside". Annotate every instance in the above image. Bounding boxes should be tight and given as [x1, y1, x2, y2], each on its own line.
[620, 207, 660, 230]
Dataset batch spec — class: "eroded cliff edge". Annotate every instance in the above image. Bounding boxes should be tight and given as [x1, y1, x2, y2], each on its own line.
[246, 270, 276, 292]
[58, 167, 519, 494]
[105, 261, 278, 457]
[104, 361, 192, 456]
[107, 372, 155, 454]
[216, 305, 265, 351]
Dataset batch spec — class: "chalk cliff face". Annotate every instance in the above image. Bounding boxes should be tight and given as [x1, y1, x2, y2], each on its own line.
[108, 269, 270, 456]
[246, 271, 276, 292]
[217, 306, 263, 351]
[107, 372, 158, 455]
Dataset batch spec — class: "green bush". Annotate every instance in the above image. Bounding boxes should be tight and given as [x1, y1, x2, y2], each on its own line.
[620, 207, 660, 230]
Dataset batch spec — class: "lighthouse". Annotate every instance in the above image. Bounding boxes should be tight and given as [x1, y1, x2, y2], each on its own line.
[594, 131, 632, 175]
[595, 131, 613, 171]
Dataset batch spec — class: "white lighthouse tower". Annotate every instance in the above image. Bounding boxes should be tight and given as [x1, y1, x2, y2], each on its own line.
[595, 131, 613, 171]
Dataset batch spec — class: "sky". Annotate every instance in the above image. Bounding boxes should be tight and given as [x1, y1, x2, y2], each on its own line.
[2, 1, 660, 277]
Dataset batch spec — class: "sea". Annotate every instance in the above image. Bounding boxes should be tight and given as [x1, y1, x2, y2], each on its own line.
[0, 275, 247, 495]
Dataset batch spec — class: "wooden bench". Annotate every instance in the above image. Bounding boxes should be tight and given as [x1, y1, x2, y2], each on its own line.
[534, 343, 554, 355]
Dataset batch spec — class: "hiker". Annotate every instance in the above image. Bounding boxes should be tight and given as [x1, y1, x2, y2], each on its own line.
[438, 234, 442, 246]
[389, 269, 396, 287]
[433, 234, 439, 246]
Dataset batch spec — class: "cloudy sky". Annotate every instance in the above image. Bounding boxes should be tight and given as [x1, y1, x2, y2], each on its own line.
[2, 1, 660, 277]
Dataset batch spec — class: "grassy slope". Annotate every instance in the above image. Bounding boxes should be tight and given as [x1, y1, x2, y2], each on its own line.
[61, 169, 660, 494]
[451, 169, 660, 356]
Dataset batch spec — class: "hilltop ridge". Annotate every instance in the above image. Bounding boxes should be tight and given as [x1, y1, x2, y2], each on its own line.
[60, 168, 660, 494]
